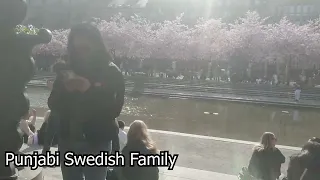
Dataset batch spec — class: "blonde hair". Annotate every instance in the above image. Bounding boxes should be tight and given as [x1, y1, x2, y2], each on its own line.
[255, 132, 276, 151]
[127, 120, 157, 153]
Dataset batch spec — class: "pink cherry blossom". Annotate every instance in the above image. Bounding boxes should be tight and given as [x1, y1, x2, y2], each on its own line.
[32, 12, 320, 65]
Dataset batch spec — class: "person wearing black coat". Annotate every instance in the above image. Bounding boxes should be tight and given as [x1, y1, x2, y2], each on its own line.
[286, 137, 320, 180]
[248, 132, 285, 180]
[48, 23, 125, 180]
[41, 110, 59, 153]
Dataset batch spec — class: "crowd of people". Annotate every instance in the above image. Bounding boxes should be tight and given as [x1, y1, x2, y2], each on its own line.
[36, 53, 320, 88]
[19, 22, 319, 180]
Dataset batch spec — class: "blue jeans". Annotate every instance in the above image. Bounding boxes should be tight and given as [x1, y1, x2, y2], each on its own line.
[59, 140, 111, 180]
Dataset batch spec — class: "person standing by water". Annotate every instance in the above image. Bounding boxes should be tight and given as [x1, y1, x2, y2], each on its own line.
[48, 23, 125, 180]
[294, 84, 301, 102]
[248, 132, 285, 180]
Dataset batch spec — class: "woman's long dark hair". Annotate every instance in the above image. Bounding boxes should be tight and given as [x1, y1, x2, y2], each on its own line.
[67, 22, 113, 78]
[299, 138, 320, 170]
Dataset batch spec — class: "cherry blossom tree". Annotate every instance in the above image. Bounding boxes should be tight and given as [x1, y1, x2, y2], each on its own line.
[228, 12, 269, 62]
[190, 18, 227, 61]
[32, 11, 320, 69]
[98, 14, 154, 59]
[32, 29, 68, 56]
[266, 18, 311, 63]
[150, 14, 191, 61]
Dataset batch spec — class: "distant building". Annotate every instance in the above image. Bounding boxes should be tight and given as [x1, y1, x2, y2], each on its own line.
[25, 0, 320, 29]
[249, 0, 272, 15]
[274, 0, 320, 24]
[248, 0, 320, 23]
[25, 0, 254, 27]
[25, 0, 141, 28]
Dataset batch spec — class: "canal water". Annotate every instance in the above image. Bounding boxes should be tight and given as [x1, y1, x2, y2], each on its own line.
[26, 87, 320, 147]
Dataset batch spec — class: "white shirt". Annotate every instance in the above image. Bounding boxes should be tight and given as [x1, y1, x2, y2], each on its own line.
[273, 74, 278, 84]
[118, 129, 127, 152]
[295, 89, 301, 101]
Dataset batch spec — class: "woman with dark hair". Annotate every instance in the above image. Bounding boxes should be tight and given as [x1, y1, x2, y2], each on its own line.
[248, 132, 285, 180]
[286, 137, 320, 180]
[48, 22, 125, 180]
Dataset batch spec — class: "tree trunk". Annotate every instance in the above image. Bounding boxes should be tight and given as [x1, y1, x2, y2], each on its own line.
[264, 61, 268, 78]
[247, 62, 252, 80]
[285, 60, 290, 85]
[276, 59, 280, 75]
[207, 61, 212, 80]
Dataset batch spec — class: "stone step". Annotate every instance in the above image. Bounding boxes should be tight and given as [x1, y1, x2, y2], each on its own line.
[30, 77, 320, 94]
[18, 167, 43, 180]
[42, 166, 237, 180]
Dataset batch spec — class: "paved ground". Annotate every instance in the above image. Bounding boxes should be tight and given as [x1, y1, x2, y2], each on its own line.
[19, 118, 301, 180]
[40, 166, 238, 180]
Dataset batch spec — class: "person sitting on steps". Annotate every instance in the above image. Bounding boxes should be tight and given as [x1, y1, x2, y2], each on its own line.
[248, 132, 285, 180]
[118, 120, 127, 152]
[286, 137, 320, 180]
[19, 109, 57, 147]
[120, 120, 159, 180]
[19, 107, 37, 143]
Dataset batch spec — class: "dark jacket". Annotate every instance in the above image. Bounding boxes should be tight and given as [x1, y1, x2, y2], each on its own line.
[248, 146, 285, 180]
[287, 141, 320, 180]
[48, 62, 125, 144]
[122, 141, 159, 180]
[41, 111, 59, 153]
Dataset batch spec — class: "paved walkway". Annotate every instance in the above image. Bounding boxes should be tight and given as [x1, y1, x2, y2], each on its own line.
[33, 164, 238, 180]
[20, 142, 239, 180]
[26, 81, 320, 108]
[19, 117, 301, 180]
[141, 88, 320, 108]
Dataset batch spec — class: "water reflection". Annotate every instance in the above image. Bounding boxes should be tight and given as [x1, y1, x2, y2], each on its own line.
[26, 87, 319, 147]
[293, 110, 300, 122]
[122, 96, 320, 147]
